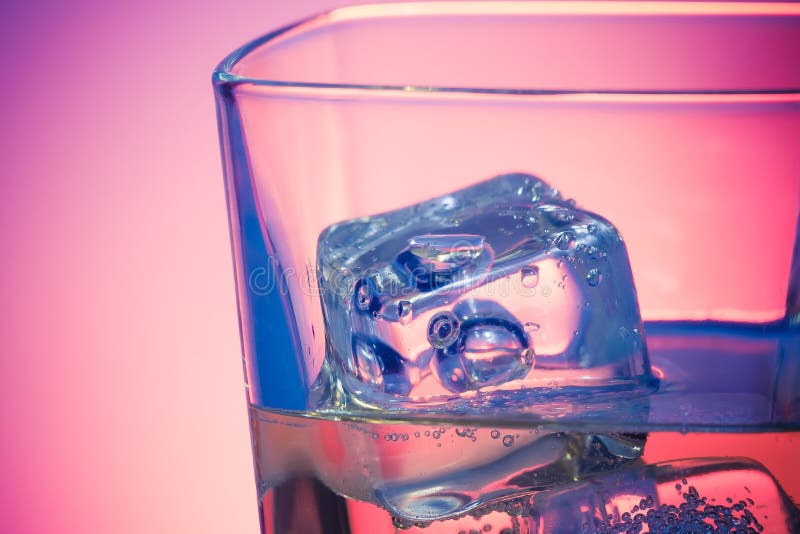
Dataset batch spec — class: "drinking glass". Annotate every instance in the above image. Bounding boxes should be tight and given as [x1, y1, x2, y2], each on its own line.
[213, 2, 800, 532]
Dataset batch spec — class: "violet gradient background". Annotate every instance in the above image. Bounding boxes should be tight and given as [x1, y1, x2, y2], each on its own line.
[0, 1, 408, 533]
[2, 1, 799, 533]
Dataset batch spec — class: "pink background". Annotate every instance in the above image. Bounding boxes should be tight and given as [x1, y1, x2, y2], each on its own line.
[1, 2, 798, 533]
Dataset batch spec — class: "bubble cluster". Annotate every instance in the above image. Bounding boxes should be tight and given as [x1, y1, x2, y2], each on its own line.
[596, 486, 764, 534]
[392, 494, 533, 531]
[382, 432, 410, 442]
[455, 427, 478, 442]
[457, 526, 494, 534]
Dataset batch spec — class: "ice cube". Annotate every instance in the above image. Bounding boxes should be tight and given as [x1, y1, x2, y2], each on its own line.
[317, 172, 652, 406]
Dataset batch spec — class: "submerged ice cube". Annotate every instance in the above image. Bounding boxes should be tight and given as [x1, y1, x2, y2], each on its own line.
[317, 172, 652, 405]
[376, 431, 648, 523]
[531, 458, 800, 533]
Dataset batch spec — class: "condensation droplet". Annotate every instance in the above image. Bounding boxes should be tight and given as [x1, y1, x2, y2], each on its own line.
[586, 268, 602, 287]
[554, 231, 576, 250]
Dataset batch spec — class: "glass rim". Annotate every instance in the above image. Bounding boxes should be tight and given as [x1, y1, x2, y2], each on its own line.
[213, 1, 800, 98]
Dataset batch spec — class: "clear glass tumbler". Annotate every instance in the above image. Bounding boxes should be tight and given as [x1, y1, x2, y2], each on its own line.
[213, 2, 800, 532]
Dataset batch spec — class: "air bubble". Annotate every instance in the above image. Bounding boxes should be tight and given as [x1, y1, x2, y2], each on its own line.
[522, 346, 535, 366]
[427, 311, 461, 349]
[520, 266, 539, 288]
[354, 281, 372, 311]
[400, 233, 490, 291]
[397, 300, 412, 318]
[502, 435, 515, 447]
[437, 317, 534, 391]
[437, 195, 458, 211]
[351, 335, 412, 395]
[450, 368, 464, 383]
